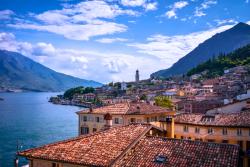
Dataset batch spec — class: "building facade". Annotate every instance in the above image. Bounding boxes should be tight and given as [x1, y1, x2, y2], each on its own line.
[173, 111, 250, 167]
[76, 102, 175, 135]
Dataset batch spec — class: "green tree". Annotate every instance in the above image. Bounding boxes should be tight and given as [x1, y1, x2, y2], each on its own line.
[63, 86, 94, 99]
[140, 94, 147, 101]
[154, 96, 174, 109]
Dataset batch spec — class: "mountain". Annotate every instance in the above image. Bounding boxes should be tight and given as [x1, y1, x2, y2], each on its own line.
[151, 22, 250, 78]
[0, 50, 102, 92]
[187, 44, 250, 78]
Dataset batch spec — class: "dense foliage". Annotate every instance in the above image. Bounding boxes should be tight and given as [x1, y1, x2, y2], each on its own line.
[187, 44, 250, 78]
[155, 96, 173, 109]
[63, 86, 94, 99]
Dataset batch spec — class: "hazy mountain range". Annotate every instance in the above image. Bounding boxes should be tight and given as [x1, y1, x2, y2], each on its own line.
[151, 22, 250, 78]
[0, 50, 102, 92]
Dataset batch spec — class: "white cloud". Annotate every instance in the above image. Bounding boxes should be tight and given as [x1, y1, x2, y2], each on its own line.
[96, 37, 128, 43]
[194, 0, 217, 17]
[7, 0, 138, 41]
[9, 21, 127, 41]
[0, 32, 163, 83]
[165, 1, 189, 19]
[214, 19, 237, 26]
[120, 0, 158, 11]
[121, 0, 146, 6]
[128, 24, 234, 68]
[144, 2, 158, 11]
[173, 1, 189, 9]
[0, 10, 14, 20]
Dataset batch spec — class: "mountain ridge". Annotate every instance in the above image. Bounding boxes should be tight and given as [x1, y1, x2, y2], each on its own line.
[0, 50, 102, 92]
[151, 22, 250, 78]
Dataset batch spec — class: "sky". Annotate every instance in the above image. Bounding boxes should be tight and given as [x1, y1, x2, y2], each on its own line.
[0, 0, 250, 83]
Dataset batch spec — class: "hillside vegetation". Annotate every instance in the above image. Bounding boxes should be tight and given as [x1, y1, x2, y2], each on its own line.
[187, 44, 250, 78]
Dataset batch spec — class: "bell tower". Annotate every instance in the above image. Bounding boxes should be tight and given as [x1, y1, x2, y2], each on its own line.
[135, 69, 139, 83]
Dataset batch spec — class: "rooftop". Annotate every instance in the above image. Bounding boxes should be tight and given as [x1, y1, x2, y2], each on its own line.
[76, 102, 172, 115]
[175, 111, 250, 127]
[19, 124, 239, 167]
[18, 124, 150, 166]
[115, 136, 239, 167]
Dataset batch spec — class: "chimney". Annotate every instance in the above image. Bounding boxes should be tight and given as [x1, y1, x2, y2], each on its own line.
[104, 113, 112, 129]
[89, 105, 93, 113]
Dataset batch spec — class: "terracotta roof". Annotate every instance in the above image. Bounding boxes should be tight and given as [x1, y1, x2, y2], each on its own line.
[19, 124, 240, 167]
[115, 136, 239, 167]
[175, 111, 250, 127]
[18, 124, 150, 166]
[126, 102, 171, 115]
[77, 103, 129, 115]
[76, 102, 171, 115]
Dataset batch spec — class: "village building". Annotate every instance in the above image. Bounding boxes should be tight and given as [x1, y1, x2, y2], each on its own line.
[76, 102, 175, 136]
[18, 124, 240, 167]
[183, 100, 222, 113]
[173, 111, 250, 166]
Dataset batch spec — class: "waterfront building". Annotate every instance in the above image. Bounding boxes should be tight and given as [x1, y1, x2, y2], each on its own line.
[18, 124, 239, 167]
[76, 101, 175, 136]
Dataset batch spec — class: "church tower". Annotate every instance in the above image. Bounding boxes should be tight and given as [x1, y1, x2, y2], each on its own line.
[135, 69, 139, 83]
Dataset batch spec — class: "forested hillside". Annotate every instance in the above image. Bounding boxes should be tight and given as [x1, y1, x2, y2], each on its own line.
[187, 44, 250, 78]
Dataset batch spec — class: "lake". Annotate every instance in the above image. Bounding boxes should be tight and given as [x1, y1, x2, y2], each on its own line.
[0, 92, 84, 167]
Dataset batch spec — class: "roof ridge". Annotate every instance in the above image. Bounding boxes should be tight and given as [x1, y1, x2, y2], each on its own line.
[109, 124, 152, 166]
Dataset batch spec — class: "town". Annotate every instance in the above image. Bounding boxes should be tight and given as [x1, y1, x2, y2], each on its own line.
[21, 65, 250, 167]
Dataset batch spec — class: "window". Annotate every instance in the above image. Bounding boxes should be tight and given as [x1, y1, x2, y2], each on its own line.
[222, 140, 228, 143]
[237, 128, 242, 136]
[154, 116, 158, 121]
[81, 127, 89, 135]
[146, 117, 150, 123]
[237, 141, 243, 148]
[52, 163, 60, 167]
[96, 117, 100, 122]
[195, 138, 202, 141]
[195, 127, 200, 134]
[93, 128, 97, 132]
[183, 125, 189, 132]
[222, 128, 227, 135]
[130, 118, 136, 123]
[83, 116, 87, 122]
[208, 128, 213, 134]
[115, 118, 119, 124]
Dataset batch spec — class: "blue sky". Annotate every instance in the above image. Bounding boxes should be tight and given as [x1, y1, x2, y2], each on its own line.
[0, 0, 250, 83]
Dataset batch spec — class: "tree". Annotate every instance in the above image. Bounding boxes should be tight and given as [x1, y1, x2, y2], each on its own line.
[154, 96, 174, 109]
[140, 94, 147, 101]
[63, 86, 94, 99]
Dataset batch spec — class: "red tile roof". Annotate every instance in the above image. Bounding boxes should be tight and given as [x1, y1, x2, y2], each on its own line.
[127, 102, 172, 115]
[18, 124, 150, 166]
[76, 102, 171, 115]
[18, 124, 239, 167]
[175, 111, 250, 127]
[115, 136, 239, 167]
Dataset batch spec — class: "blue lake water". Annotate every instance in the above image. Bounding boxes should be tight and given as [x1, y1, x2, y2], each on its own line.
[0, 92, 84, 167]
